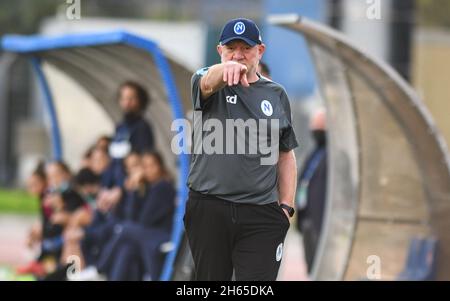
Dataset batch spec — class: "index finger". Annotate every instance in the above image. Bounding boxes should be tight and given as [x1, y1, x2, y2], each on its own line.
[240, 73, 249, 87]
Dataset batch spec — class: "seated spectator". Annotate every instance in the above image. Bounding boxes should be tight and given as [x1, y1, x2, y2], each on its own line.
[66, 153, 144, 272]
[25, 162, 48, 249]
[44, 161, 86, 226]
[40, 162, 86, 271]
[61, 168, 101, 268]
[16, 161, 49, 277]
[74, 168, 102, 209]
[112, 153, 146, 222]
[80, 136, 112, 172]
[96, 151, 176, 280]
[80, 146, 95, 169]
[89, 147, 111, 186]
[19, 161, 88, 279]
[95, 135, 112, 152]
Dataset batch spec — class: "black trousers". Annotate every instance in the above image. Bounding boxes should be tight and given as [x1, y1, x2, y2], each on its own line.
[184, 190, 290, 281]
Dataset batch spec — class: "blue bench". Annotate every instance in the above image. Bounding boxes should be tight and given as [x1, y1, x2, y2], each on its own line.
[396, 237, 438, 281]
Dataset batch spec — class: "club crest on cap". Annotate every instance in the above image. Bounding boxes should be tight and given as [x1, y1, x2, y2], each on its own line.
[234, 22, 245, 35]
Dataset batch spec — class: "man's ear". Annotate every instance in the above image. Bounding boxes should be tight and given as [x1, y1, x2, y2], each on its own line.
[217, 44, 223, 56]
[257, 44, 266, 59]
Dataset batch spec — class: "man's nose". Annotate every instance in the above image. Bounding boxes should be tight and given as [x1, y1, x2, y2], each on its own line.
[233, 49, 244, 60]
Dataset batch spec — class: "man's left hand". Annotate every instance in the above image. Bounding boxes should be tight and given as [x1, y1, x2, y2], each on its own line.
[282, 208, 291, 221]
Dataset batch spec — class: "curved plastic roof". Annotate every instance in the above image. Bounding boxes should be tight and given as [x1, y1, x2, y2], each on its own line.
[270, 14, 450, 280]
[2, 31, 192, 172]
[2, 31, 192, 115]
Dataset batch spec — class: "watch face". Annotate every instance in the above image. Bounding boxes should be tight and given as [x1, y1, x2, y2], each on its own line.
[281, 204, 294, 217]
[287, 208, 294, 217]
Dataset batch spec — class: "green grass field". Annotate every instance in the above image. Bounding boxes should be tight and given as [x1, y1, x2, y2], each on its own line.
[0, 189, 39, 214]
[0, 267, 36, 281]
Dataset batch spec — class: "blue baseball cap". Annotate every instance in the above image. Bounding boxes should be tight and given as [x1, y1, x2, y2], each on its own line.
[219, 18, 262, 47]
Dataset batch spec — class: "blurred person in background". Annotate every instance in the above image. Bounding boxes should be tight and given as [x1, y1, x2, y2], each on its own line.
[95, 152, 176, 281]
[95, 135, 112, 152]
[40, 161, 87, 278]
[80, 146, 95, 169]
[74, 168, 102, 210]
[89, 82, 156, 250]
[17, 162, 49, 277]
[25, 162, 48, 249]
[103, 81, 155, 189]
[18, 161, 88, 279]
[60, 168, 102, 268]
[68, 153, 145, 275]
[80, 139, 111, 172]
[44, 161, 87, 226]
[90, 147, 111, 184]
[257, 61, 271, 79]
[295, 108, 328, 273]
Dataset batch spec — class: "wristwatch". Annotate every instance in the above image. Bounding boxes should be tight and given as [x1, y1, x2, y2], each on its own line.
[279, 203, 295, 217]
